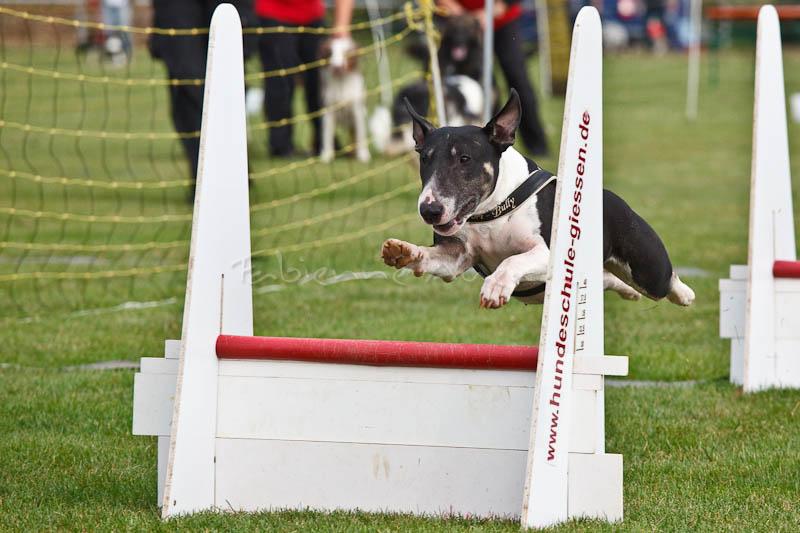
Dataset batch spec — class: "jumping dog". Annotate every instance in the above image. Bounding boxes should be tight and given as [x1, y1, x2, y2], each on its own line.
[381, 90, 695, 309]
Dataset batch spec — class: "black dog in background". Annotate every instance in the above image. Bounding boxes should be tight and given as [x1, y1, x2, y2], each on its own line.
[372, 16, 488, 155]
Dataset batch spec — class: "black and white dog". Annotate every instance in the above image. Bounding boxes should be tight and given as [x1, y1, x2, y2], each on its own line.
[381, 90, 695, 309]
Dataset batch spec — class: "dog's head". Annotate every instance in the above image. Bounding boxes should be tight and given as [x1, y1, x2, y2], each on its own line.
[439, 15, 483, 66]
[406, 89, 521, 236]
[320, 37, 358, 76]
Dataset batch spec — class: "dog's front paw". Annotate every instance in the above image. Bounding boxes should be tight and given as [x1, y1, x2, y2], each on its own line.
[479, 272, 516, 309]
[381, 238, 423, 274]
[319, 150, 334, 163]
[356, 149, 371, 163]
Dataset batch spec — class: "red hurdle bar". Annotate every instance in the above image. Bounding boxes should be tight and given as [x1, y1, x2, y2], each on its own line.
[216, 335, 538, 370]
[773, 260, 800, 279]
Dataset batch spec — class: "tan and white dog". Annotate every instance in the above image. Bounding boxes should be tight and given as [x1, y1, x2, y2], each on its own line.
[319, 37, 370, 163]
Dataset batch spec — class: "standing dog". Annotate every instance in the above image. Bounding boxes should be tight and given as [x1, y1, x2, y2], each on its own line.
[319, 37, 370, 163]
[381, 90, 695, 308]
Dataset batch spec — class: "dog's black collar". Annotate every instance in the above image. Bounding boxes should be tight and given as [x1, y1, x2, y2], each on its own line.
[467, 168, 555, 224]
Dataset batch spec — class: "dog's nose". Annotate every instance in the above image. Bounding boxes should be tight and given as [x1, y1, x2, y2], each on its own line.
[419, 201, 444, 224]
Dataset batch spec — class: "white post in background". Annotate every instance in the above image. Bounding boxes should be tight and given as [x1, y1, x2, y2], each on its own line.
[422, 2, 447, 126]
[482, 0, 495, 122]
[685, 0, 702, 120]
[535, 0, 552, 98]
[366, 0, 393, 107]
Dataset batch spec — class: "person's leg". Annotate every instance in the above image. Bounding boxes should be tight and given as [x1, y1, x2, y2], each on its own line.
[151, 0, 209, 178]
[170, 85, 204, 179]
[297, 20, 324, 154]
[493, 20, 549, 155]
[259, 19, 299, 156]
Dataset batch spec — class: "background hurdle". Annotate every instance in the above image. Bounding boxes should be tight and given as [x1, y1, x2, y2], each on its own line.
[133, 5, 627, 528]
[719, 5, 800, 392]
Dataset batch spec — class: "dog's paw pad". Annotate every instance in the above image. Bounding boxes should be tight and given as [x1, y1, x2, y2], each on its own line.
[381, 239, 422, 269]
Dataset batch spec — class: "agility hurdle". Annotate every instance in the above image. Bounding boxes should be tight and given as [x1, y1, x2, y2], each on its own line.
[719, 5, 800, 392]
[132, 6, 627, 528]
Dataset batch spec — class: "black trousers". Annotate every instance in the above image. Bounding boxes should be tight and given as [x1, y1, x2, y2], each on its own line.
[150, 0, 255, 179]
[258, 18, 323, 156]
[494, 19, 548, 155]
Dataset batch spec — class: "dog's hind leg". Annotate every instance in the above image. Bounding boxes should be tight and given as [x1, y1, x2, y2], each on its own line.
[320, 111, 335, 162]
[604, 257, 695, 307]
[602, 190, 695, 306]
[666, 273, 695, 306]
[603, 270, 641, 301]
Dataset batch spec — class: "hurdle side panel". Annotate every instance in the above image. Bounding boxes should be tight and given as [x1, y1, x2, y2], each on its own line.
[157, 436, 169, 507]
[773, 283, 800, 387]
[132, 372, 175, 436]
[719, 277, 746, 384]
[215, 439, 526, 517]
[522, 6, 612, 528]
[161, 5, 253, 517]
[567, 453, 623, 521]
[216, 374, 533, 450]
[744, 5, 795, 392]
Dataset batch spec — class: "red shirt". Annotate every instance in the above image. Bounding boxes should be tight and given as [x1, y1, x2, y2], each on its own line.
[457, 0, 522, 29]
[255, 0, 325, 25]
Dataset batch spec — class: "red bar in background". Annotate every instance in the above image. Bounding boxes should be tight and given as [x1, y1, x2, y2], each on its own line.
[773, 260, 800, 279]
[216, 334, 538, 370]
[706, 5, 800, 21]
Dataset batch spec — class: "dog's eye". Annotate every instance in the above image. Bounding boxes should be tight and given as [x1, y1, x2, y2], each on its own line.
[460, 155, 471, 163]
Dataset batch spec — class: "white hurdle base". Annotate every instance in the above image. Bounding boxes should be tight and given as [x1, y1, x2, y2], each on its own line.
[134, 341, 626, 518]
[720, 265, 800, 389]
[718, 6, 800, 392]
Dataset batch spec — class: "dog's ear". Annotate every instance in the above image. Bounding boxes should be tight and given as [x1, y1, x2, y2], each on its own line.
[404, 98, 435, 148]
[484, 89, 521, 151]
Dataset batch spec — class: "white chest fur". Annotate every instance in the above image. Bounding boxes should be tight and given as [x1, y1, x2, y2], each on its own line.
[459, 147, 549, 272]
[322, 71, 366, 118]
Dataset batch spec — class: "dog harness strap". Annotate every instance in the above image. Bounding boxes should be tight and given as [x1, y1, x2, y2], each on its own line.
[472, 263, 546, 298]
[467, 169, 556, 224]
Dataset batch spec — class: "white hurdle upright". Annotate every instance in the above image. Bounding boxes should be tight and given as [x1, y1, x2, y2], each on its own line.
[719, 5, 800, 392]
[132, 5, 628, 527]
[522, 7, 623, 528]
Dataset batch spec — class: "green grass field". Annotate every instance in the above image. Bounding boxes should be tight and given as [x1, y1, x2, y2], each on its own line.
[1, 30, 800, 531]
